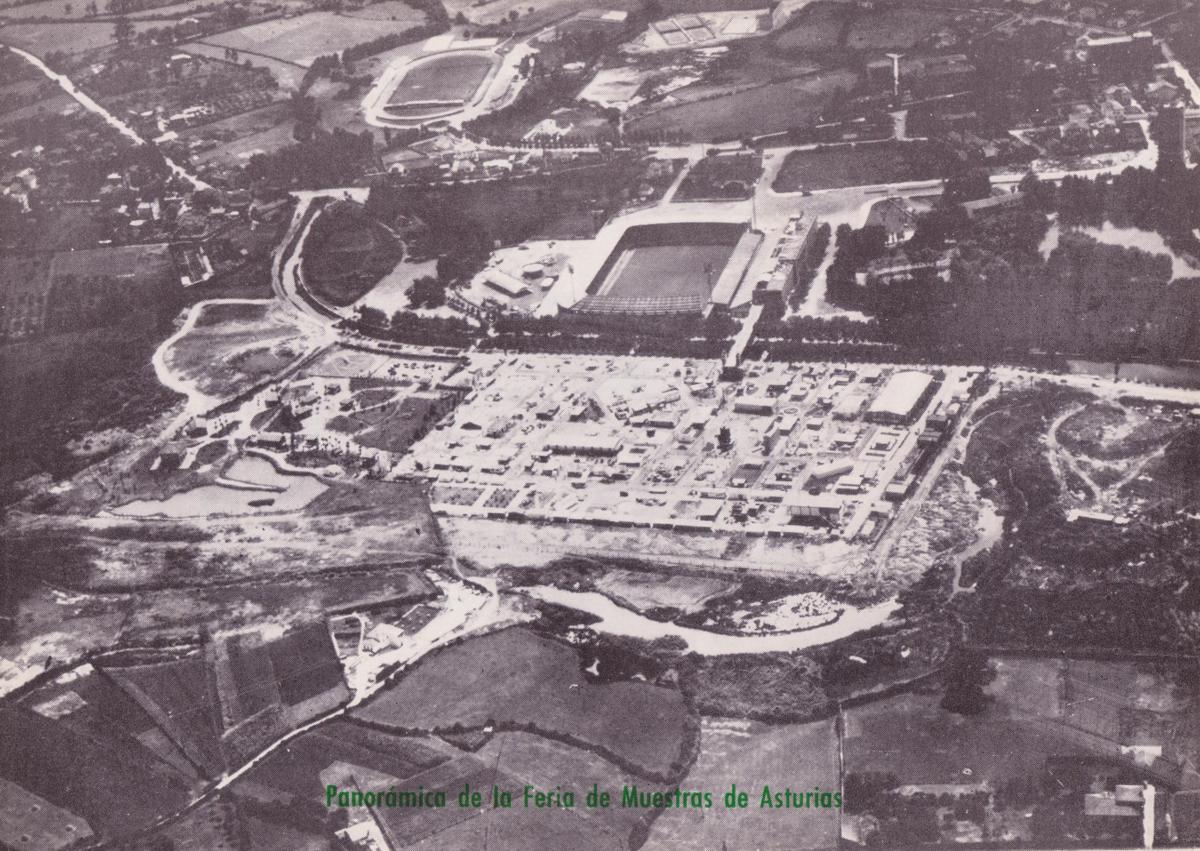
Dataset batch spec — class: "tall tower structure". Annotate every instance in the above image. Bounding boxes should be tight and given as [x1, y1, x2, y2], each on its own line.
[885, 53, 904, 99]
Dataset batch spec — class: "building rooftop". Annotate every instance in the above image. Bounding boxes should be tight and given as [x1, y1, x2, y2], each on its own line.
[867, 371, 934, 420]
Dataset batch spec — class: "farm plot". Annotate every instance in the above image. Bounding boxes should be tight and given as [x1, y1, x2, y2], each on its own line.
[353, 627, 691, 778]
[134, 797, 242, 851]
[210, 625, 350, 764]
[178, 42, 307, 91]
[645, 717, 840, 850]
[843, 691, 1097, 785]
[104, 656, 227, 777]
[20, 666, 200, 783]
[199, 11, 418, 68]
[474, 731, 655, 844]
[0, 19, 164, 53]
[988, 656, 1200, 778]
[406, 803, 619, 851]
[236, 719, 449, 799]
[161, 300, 312, 401]
[265, 621, 345, 706]
[0, 694, 195, 838]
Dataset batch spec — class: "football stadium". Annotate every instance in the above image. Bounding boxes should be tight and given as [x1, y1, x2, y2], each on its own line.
[377, 50, 499, 125]
[568, 222, 762, 316]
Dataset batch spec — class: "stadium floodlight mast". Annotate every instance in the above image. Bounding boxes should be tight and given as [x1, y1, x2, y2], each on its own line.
[886, 53, 904, 99]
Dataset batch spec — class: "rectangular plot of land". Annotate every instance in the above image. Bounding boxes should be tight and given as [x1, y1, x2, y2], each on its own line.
[599, 244, 737, 300]
[388, 53, 495, 105]
[203, 12, 410, 67]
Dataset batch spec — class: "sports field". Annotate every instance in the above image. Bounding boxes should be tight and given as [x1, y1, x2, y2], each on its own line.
[597, 243, 735, 300]
[387, 51, 495, 106]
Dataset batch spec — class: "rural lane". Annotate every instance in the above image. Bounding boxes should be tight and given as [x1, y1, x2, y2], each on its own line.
[4, 45, 212, 191]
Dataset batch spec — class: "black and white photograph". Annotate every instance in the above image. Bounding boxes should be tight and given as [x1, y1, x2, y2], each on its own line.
[2, 0, 1200, 848]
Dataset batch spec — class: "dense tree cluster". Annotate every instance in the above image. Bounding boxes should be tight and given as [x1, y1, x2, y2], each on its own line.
[245, 127, 375, 188]
[815, 166, 1200, 362]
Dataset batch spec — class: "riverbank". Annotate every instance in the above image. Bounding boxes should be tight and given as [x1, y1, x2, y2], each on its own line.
[520, 585, 901, 656]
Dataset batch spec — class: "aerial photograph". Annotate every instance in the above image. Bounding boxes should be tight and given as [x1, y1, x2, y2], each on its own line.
[1, 0, 1200, 848]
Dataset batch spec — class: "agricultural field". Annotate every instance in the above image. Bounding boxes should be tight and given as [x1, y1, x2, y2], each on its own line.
[265, 621, 345, 705]
[843, 690, 1094, 786]
[0, 0, 308, 21]
[477, 732, 653, 838]
[1, 668, 198, 838]
[772, 141, 959, 191]
[988, 655, 1200, 784]
[645, 717, 840, 850]
[104, 655, 230, 778]
[395, 731, 655, 850]
[0, 19, 164, 53]
[235, 719, 449, 799]
[352, 627, 691, 777]
[19, 664, 201, 785]
[842, 651, 1200, 844]
[210, 624, 350, 763]
[176, 101, 296, 165]
[122, 797, 242, 851]
[625, 68, 857, 142]
[161, 300, 312, 401]
[179, 42, 307, 92]
[198, 10, 424, 68]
